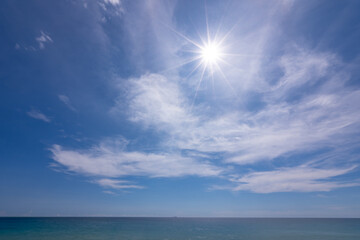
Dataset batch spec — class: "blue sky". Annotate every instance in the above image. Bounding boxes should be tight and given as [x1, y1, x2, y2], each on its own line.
[1, 0, 360, 217]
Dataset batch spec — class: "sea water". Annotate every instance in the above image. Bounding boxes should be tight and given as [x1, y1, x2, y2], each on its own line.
[1, 217, 360, 240]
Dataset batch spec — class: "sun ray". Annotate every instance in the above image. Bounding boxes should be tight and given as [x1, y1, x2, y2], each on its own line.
[164, 6, 241, 103]
[186, 60, 204, 80]
[214, 62, 237, 96]
[222, 53, 264, 57]
[191, 63, 207, 111]
[217, 57, 243, 72]
[213, 0, 233, 43]
[217, 17, 243, 47]
[162, 23, 203, 49]
[160, 56, 202, 73]
[205, 2, 211, 46]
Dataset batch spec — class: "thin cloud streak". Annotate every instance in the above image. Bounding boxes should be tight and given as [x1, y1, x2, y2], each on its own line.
[27, 109, 51, 122]
[58, 95, 77, 112]
[103, 0, 121, 6]
[50, 143, 223, 178]
[225, 165, 358, 193]
[94, 178, 144, 189]
[36, 31, 53, 49]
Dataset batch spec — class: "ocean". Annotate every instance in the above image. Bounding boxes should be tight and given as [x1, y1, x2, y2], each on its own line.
[1, 217, 360, 240]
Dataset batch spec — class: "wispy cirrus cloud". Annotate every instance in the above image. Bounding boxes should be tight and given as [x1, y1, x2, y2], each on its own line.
[27, 109, 51, 123]
[36, 31, 53, 49]
[103, 0, 121, 6]
[58, 95, 77, 112]
[97, 0, 124, 16]
[103, 190, 116, 195]
[94, 178, 144, 190]
[15, 31, 53, 51]
[221, 165, 358, 193]
[51, 48, 360, 193]
[50, 1, 360, 194]
[50, 141, 223, 179]
[120, 50, 360, 165]
[124, 74, 196, 130]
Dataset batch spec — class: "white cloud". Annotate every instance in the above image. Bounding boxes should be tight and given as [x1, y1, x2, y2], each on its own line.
[58, 95, 77, 112]
[50, 141, 223, 178]
[125, 74, 196, 130]
[119, 1, 181, 71]
[223, 91, 360, 164]
[27, 109, 51, 123]
[103, 190, 116, 195]
[94, 178, 143, 189]
[272, 49, 333, 95]
[119, 58, 360, 165]
[101, 0, 124, 15]
[105, 50, 360, 192]
[36, 31, 53, 49]
[225, 165, 358, 193]
[15, 31, 53, 51]
[103, 0, 121, 5]
[51, 1, 360, 193]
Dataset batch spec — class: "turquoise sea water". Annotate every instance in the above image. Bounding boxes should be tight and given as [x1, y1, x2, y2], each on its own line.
[1, 218, 360, 240]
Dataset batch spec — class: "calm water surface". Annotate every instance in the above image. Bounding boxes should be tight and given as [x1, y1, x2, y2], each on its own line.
[1, 217, 360, 240]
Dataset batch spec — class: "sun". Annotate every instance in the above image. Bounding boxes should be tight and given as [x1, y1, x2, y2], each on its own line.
[166, 23, 228, 74]
[165, 15, 236, 98]
[200, 42, 222, 64]
[166, 21, 236, 105]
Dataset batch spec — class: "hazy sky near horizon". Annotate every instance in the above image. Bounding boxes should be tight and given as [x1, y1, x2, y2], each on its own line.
[1, 0, 360, 217]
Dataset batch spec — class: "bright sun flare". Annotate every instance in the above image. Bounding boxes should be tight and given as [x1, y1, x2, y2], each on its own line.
[167, 21, 235, 106]
[200, 43, 221, 64]
[166, 12, 237, 105]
